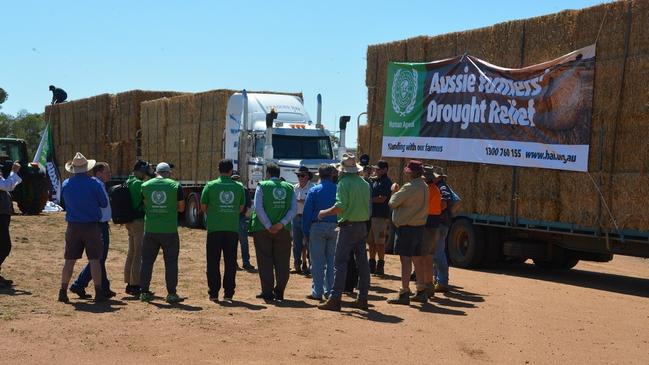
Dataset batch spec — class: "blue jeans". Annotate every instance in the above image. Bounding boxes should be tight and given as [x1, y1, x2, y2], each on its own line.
[308, 222, 337, 298]
[238, 215, 251, 265]
[434, 224, 450, 285]
[292, 215, 305, 268]
[73, 222, 110, 290]
[331, 222, 370, 300]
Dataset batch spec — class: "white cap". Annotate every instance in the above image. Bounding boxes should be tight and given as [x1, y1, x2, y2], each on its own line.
[156, 162, 171, 173]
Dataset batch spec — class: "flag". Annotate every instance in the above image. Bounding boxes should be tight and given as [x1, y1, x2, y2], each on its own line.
[33, 123, 62, 203]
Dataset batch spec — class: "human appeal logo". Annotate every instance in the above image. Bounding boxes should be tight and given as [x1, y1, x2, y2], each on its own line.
[151, 191, 167, 205]
[391, 68, 418, 117]
[219, 190, 235, 205]
[272, 187, 287, 201]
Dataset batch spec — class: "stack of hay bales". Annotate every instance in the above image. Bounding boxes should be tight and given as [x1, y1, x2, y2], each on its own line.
[362, 1, 649, 233]
[140, 89, 303, 183]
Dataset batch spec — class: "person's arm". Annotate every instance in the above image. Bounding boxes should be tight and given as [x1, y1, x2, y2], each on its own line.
[177, 185, 185, 213]
[0, 165, 22, 192]
[200, 185, 209, 214]
[319, 181, 345, 219]
[238, 185, 246, 213]
[279, 191, 297, 227]
[253, 185, 273, 230]
[388, 183, 410, 209]
[301, 189, 315, 239]
[95, 179, 108, 208]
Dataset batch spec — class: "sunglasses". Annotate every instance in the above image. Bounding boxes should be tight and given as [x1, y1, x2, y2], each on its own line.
[297, 174, 308, 178]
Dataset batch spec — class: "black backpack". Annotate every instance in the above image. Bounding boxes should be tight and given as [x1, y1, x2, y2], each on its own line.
[109, 183, 140, 224]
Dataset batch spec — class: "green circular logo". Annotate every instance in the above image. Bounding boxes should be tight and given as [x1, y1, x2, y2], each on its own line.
[219, 190, 235, 205]
[391, 68, 418, 117]
[272, 187, 287, 201]
[151, 191, 167, 205]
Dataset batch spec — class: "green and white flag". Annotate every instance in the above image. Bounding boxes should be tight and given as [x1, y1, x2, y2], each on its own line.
[33, 123, 61, 203]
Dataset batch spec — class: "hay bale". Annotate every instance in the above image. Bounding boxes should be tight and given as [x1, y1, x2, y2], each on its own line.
[445, 164, 477, 213]
[559, 172, 607, 227]
[608, 172, 649, 231]
[474, 165, 512, 217]
[366, 45, 379, 87]
[620, 55, 649, 120]
[630, 0, 649, 57]
[426, 33, 458, 60]
[516, 169, 561, 223]
[575, 2, 627, 60]
[612, 117, 649, 174]
[405, 36, 428, 62]
[457, 21, 524, 67]
[523, 10, 578, 65]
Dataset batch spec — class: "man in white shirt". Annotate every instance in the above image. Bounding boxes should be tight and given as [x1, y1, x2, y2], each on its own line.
[292, 166, 314, 275]
[0, 158, 22, 287]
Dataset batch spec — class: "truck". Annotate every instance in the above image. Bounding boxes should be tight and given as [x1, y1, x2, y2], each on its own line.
[360, 1, 649, 270]
[0, 137, 50, 214]
[47, 88, 344, 228]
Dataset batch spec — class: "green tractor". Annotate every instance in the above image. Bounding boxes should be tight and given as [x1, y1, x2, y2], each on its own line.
[0, 137, 50, 214]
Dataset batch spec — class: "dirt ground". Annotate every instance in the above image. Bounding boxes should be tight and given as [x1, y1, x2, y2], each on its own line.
[1, 212, 648, 364]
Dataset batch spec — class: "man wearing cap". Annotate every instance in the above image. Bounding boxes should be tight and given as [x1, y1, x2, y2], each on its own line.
[0, 157, 21, 287]
[292, 166, 314, 275]
[139, 162, 186, 303]
[367, 160, 392, 276]
[317, 154, 371, 312]
[387, 160, 429, 305]
[433, 168, 455, 293]
[70, 162, 115, 299]
[123, 160, 150, 297]
[249, 162, 297, 302]
[302, 164, 338, 301]
[58, 153, 109, 303]
[201, 159, 246, 302]
[231, 170, 254, 271]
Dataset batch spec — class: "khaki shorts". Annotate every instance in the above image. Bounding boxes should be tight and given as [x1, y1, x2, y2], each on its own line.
[420, 227, 438, 256]
[367, 217, 391, 245]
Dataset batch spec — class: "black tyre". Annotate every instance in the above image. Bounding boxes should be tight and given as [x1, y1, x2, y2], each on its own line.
[447, 219, 486, 268]
[533, 256, 579, 270]
[184, 193, 202, 228]
[13, 167, 49, 215]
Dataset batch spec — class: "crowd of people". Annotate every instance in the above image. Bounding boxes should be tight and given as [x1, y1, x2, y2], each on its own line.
[1, 150, 460, 312]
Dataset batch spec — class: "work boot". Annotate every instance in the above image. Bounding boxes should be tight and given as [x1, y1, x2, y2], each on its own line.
[427, 283, 435, 299]
[318, 297, 342, 312]
[69, 284, 92, 299]
[375, 260, 385, 276]
[350, 298, 369, 311]
[242, 262, 255, 271]
[434, 283, 450, 293]
[410, 290, 428, 304]
[58, 289, 69, 303]
[368, 259, 376, 274]
[387, 291, 411, 305]
[94, 287, 108, 302]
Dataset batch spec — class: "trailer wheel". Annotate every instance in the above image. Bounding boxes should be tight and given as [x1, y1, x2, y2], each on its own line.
[532, 256, 579, 270]
[447, 219, 485, 269]
[185, 193, 202, 228]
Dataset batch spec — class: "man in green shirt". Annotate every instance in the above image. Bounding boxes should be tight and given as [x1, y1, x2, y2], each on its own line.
[249, 163, 296, 303]
[317, 154, 371, 312]
[200, 159, 246, 302]
[124, 160, 150, 297]
[139, 162, 186, 304]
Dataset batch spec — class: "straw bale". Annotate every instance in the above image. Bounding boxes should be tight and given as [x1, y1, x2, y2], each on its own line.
[366, 45, 379, 87]
[629, 0, 649, 57]
[620, 55, 649, 120]
[474, 165, 512, 216]
[558, 172, 607, 227]
[612, 117, 649, 174]
[357, 124, 370, 156]
[523, 9, 577, 65]
[575, 2, 627, 61]
[457, 21, 523, 67]
[516, 169, 560, 222]
[608, 172, 649, 231]
[425, 33, 457, 60]
[405, 36, 428, 62]
[445, 164, 477, 213]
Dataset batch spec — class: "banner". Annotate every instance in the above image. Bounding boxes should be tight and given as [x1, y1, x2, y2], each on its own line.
[382, 44, 596, 172]
[33, 123, 62, 203]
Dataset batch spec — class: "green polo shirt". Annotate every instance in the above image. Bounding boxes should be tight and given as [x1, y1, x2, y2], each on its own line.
[201, 176, 246, 233]
[334, 172, 370, 223]
[125, 174, 145, 217]
[141, 177, 181, 233]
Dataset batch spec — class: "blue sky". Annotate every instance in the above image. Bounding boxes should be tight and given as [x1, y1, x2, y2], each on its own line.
[2, 0, 605, 147]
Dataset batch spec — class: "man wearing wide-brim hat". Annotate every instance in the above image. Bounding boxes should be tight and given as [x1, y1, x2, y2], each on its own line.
[292, 166, 315, 275]
[58, 152, 109, 303]
[317, 154, 371, 312]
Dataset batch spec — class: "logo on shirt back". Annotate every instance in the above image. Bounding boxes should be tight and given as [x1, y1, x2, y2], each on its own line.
[151, 191, 167, 205]
[219, 190, 235, 205]
[272, 187, 287, 201]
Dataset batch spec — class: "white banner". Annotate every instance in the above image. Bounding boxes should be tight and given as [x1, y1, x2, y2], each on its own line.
[382, 136, 589, 172]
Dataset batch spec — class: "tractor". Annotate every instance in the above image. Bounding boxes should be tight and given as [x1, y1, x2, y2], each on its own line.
[0, 137, 50, 214]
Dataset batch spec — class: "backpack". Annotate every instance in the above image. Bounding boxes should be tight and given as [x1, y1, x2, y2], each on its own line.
[109, 183, 138, 224]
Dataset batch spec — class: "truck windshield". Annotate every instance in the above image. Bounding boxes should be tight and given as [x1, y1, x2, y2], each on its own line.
[0, 142, 23, 162]
[255, 135, 333, 160]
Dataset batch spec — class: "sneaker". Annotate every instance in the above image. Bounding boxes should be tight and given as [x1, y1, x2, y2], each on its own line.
[166, 293, 185, 304]
[58, 288, 69, 303]
[125, 285, 135, 295]
[434, 283, 450, 293]
[410, 290, 428, 304]
[350, 298, 369, 311]
[375, 260, 385, 276]
[305, 294, 323, 301]
[209, 292, 219, 302]
[69, 285, 92, 299]
[387, 291, 411, 305]
[140, 291, 154, 302]
[273, 289, 284, 302]
[255, 292, 275, 302]
[242, 262, 255, 271]
[222, 296, 233, 303]
[317, 297, 341, 312]
[0, 275, 13, 286]
[368, 259, 376, 274]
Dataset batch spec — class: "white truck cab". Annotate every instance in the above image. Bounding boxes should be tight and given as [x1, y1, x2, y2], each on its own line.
[224, 91, 339, 189]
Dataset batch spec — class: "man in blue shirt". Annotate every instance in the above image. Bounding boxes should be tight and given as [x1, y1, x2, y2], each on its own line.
[70, 162, 114, 299]
[302, 164, 338, 301]
[58, 153, 109, 303]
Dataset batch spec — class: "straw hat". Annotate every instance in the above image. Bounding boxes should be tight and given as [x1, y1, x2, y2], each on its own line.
[338, 154, 363, 173]
[65, 152, 96, 173]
